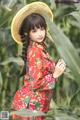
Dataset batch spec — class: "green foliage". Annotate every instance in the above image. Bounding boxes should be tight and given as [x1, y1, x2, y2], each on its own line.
[10, 109, 45, 117]
[0, 0, 80, 119]
[47, 18, 80, 84]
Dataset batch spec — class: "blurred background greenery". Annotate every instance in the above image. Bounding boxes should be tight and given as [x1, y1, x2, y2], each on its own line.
[0, 0, 80, 120]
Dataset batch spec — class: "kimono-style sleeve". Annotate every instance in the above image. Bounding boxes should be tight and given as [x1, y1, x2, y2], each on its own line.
[27, 46, 56, 90]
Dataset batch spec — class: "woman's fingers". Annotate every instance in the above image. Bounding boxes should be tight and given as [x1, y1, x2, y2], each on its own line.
[53, 59, 66, 78]
[58, 59, 66, 65]
[61, 64, 66, 69]
[56, 59, 66, 69]
[59, 63, 66, 69]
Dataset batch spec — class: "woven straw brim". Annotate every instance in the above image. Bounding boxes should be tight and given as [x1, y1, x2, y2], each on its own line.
[11, 2, 53, 44]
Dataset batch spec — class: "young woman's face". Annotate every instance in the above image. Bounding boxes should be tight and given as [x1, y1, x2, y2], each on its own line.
[29, 27, 46, 43]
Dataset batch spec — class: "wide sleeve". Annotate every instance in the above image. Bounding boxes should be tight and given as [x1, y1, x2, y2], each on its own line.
[27, 46, 56, 90]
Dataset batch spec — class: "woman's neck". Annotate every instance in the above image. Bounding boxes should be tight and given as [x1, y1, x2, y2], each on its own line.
[29, 40, 45, 46]
[28, 40, 47, 53]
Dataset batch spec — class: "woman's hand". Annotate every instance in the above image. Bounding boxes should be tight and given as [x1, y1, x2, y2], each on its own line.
[53, 59, 66, 78]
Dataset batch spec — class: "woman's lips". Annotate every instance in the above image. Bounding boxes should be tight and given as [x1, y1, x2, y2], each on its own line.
[37, 37, 43, 40]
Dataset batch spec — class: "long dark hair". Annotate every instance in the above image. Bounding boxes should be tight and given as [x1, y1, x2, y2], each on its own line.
[19, 13, 47, 77]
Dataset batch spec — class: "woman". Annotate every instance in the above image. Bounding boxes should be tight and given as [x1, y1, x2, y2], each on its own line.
[11, 2, 66, 120]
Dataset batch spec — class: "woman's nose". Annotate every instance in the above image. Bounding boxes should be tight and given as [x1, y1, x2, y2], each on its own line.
[38, 31, 42, 36]
[38, 33, 42, 37]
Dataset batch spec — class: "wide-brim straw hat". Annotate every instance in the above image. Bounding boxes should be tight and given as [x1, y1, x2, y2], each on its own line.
[11, 2, 53, 44]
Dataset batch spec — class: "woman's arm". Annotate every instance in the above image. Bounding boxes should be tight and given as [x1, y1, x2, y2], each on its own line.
[53, 59, 66, 78]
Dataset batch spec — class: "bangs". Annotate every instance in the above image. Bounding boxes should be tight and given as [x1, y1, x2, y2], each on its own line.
[29, 14, 47, 31]
[19, 13, 47, 35]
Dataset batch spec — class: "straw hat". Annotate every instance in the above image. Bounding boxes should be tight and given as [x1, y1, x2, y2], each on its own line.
[11, 2, 53, 44]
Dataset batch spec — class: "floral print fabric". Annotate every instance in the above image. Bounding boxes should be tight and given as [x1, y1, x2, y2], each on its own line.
[11, 42, 56, 120]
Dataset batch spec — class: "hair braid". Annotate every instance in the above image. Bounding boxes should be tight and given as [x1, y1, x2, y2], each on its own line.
[19, 34, 30, 77]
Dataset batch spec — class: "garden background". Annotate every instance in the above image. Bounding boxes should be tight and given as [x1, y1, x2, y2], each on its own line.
[0, 0, 80, 120]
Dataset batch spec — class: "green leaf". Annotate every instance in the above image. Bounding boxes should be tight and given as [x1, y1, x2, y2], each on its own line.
[46, 16, 80, 84]
[70, 11, 80, 28]
[4, 0, 17, 8]
[54, 113, 79, 120]
[50, 0, 56, 10]
[49, 83, 55, 89]
[0, 57, 23, 65]
[46, 108, 80, 120]
[74, 3, 80, 10]
[0, 72, 3, 92]
[10, 109, 45, 117]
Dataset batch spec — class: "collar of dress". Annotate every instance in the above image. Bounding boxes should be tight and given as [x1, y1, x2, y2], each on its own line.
[29, 41, 47, 51]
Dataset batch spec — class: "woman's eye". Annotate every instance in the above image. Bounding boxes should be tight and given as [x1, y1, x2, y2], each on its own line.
[40, 27, 44, 30]
[31, 27, 45, 32]
[32, 29, 36, 32]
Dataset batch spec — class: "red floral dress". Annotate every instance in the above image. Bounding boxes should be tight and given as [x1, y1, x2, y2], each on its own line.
[11, 42, 56, 120]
